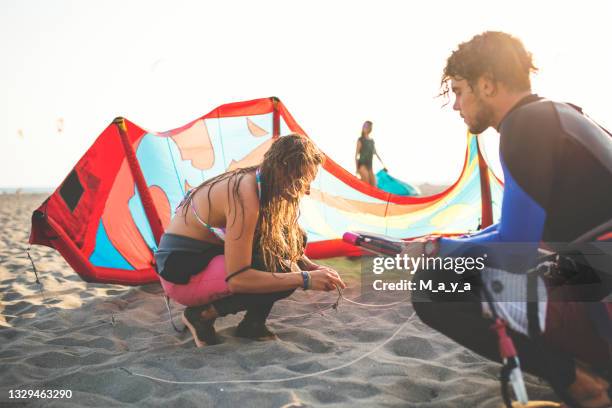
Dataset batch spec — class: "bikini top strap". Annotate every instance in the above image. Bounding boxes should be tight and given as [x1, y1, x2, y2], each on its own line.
[175, 188, 194, 213]
[184, 189, 226, 241]
[186, 191, 208, 227]
[179, 170, 260, 241]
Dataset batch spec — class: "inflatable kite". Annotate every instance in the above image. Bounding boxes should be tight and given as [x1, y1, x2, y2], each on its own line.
[29, 97, 503, 285]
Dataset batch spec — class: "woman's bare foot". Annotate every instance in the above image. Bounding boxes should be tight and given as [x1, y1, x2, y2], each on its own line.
[182, 305, 219, 347]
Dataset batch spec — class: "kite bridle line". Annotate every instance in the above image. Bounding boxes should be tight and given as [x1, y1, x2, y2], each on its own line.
[164, 284, 410, 331]
[121, 310, 415, 386]
[25, 236, 420, 392]
[22, 260, 437, 399]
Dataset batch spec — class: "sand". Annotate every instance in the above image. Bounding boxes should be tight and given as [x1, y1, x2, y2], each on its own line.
[0, 193, 559, 407]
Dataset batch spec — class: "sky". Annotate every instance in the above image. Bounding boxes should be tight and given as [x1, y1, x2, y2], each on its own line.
[1, 0, 611, 188]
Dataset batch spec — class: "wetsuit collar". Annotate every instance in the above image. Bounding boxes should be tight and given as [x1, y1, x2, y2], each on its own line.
[496, 94, 542, 131]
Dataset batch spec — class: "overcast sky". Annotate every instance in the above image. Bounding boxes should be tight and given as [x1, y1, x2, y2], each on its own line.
[2, 0, 611, 188]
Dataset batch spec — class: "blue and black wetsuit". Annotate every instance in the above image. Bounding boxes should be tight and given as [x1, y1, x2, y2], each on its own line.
[441, 94, 612, 268]
[412, 95, 612, 396]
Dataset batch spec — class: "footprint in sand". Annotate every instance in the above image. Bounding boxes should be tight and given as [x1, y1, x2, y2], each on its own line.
[25, 350, 109, 368]
[387, 336, 437, 360]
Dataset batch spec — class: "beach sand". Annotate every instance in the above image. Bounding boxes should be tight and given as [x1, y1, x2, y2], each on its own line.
[0, 194, 558, 407]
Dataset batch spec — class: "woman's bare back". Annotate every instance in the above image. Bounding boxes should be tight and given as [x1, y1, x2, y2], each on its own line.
[164, 171, 259, 244]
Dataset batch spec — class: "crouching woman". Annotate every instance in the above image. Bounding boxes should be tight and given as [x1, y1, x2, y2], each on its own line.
[154, 134, 346, 347]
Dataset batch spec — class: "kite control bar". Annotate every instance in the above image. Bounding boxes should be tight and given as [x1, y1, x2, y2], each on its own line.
[342, 231, 405, 256]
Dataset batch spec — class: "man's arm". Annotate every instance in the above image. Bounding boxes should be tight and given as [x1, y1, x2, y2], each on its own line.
[468, 222, 500, 237]
[437, 102, 559, 273]
[438, 161, 546, 272]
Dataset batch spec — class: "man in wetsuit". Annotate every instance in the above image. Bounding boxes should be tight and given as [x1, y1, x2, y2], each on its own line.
[409, 31, 612, 407]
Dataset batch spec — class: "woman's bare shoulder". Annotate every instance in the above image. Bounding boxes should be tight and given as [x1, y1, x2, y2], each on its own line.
[232, 171, 259, 208]
[203, 171, 259, 215]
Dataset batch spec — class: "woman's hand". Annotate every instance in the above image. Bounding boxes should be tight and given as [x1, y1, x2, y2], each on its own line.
[297, 254, 322, 272]
[308, 266, 346, 291]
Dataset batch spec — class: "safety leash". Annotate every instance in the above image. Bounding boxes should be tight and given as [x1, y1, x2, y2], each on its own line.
[481, 282, 529, 407]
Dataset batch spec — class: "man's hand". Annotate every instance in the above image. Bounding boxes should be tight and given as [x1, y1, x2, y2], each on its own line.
[400, 238, 427, 259]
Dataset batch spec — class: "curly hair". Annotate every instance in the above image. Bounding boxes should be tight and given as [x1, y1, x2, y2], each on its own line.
[440, 31, 538, 101]
[182, 134, 324, 273]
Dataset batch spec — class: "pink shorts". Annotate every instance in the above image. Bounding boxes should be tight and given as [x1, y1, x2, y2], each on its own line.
[159, 255, 233, 307]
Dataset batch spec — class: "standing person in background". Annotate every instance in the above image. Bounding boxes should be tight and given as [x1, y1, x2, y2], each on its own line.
[355, 120, 386, 186]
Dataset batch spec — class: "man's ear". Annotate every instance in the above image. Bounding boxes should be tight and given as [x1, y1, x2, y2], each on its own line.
[479, 73, 498, 97]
